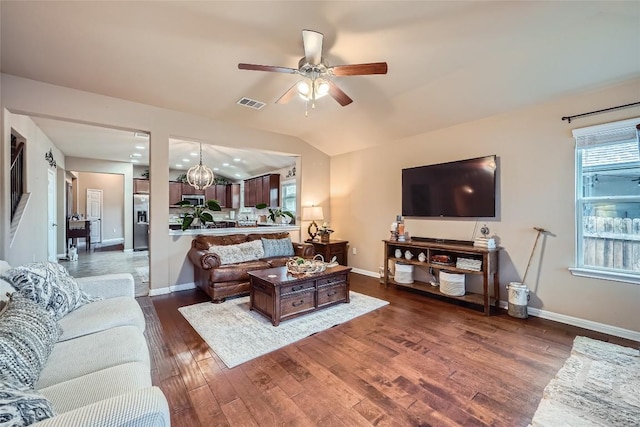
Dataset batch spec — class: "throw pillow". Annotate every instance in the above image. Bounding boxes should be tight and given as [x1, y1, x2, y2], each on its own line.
[0, 378, 56, 426]
[1, 262, 96, 320]
[0, 293, 60, 389]
[262, 237, 295, 258]
[208, 240, 265, 265]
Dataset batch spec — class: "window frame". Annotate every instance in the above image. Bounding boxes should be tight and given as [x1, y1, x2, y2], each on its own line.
[570, 117, 640, 285]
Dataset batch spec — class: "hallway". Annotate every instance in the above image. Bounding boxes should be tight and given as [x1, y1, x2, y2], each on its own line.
[59, 242, 149, 296]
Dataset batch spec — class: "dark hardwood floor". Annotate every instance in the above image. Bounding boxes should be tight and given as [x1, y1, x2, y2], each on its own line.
[142, 273, 638, 427]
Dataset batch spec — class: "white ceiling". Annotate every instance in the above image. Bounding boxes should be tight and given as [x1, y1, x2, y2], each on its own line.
[2, 1, 639, 158]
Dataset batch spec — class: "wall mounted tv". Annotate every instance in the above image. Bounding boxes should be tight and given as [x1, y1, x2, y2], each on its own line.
[402, 155, 497, 218]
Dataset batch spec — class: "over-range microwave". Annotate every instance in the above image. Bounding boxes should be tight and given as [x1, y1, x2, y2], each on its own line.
[181, 194, 205, 206]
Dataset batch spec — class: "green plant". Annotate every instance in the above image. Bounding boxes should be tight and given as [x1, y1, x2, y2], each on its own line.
[177, 199, 221, 230]
[255, 203, 294, 223]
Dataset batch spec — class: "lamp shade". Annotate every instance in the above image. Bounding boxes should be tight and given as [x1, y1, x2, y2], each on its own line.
[302, 206, 324, 221]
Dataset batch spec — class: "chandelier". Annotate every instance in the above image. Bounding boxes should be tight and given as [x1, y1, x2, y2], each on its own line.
[186, 143, 214, 190]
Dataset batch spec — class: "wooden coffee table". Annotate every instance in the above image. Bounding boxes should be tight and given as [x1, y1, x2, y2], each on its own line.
[248, 265, 352, 326]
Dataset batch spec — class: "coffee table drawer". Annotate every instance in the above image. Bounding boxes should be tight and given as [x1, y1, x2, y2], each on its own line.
[318, 284, 347, 306]
[281, 291, 316, 316]
[281, 281, 315, 295]
[317, 273, 348, 287]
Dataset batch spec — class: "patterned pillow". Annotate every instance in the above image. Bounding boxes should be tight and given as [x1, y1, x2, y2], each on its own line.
[0, 293, 60, 388]
[208, 240, 265, 265]
[1, 262, 96, 320]
[0, 378, 56, 425]
[262, 237, 295, 258]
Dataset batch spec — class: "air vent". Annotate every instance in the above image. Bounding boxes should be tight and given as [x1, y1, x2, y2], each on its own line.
[237, 97, 266, 110]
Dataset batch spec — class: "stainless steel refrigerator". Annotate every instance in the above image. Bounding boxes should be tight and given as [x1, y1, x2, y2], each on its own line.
[133, 194, 149, 251]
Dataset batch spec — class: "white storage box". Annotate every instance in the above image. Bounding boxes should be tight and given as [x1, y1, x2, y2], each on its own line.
[439, 271, 465, 296]
[394, 263, 414, 284]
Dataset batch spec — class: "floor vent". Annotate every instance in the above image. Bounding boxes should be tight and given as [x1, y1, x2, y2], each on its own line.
[237, 97, 266, 110]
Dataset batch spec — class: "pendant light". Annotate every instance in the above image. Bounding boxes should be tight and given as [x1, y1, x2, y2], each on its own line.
[186, 143, 214, 190]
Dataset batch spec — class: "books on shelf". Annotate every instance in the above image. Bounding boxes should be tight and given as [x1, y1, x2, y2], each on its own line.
[473, 237, 496, 249]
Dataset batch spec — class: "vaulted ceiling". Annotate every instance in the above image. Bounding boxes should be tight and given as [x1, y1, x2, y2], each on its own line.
[2, 1, 639, 158]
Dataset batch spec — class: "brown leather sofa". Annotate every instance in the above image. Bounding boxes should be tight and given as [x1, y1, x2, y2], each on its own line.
[187, 232, 315, 303]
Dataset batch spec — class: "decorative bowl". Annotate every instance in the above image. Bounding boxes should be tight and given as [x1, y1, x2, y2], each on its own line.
[286, 254, 327, 275]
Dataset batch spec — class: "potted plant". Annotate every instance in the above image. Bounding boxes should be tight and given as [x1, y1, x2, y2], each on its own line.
[177, 199, 221, 230]
[255, 203, 294, 224]
[317, 222, 334, 242]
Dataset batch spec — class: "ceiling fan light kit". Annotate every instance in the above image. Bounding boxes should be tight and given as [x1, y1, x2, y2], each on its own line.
[238, 29, 388, 114]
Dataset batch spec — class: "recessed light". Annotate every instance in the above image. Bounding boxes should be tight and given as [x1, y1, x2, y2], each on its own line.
[135, 145, 146, 150]
[182, 159, 189, 162]
[190, 152, 198, 157]
[130, 153, 142, 158]
[234, 173, 241, 177]
[131, 159, 140, 163]
[213, 167, 219, 171]
[134, 132, 149, 139]
[222, 163, 229, 167]
[176, 164, 183, 168]
[234, 158, 241, 162]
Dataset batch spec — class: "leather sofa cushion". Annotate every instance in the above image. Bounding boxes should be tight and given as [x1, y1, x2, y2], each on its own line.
[208, 260, 271, 283]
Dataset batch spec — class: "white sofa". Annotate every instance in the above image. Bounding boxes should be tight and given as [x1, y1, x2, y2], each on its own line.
[0, 261, 170, 427]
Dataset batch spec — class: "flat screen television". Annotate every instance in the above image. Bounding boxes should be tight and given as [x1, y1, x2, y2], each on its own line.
[402, 155, 497, 218]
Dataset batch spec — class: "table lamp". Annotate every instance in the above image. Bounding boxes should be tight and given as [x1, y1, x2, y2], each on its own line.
[302, 206, 324, 241]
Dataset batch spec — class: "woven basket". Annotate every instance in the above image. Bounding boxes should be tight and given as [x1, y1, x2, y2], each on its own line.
[286, 255, 327, 275]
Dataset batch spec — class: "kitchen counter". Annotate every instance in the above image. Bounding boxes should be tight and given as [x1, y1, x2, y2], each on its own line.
[168, 225, 300, 236]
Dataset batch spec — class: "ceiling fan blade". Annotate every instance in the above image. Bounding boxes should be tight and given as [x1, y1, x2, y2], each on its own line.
[275, 83, 299, 104]
[328, 81, 353, 106]
[302, 30, 323, 64]
[238, 63, 298, 74]
[331, 62, 388, 76]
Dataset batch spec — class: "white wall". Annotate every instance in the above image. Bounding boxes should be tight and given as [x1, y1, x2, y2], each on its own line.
[1, 74, 330, 291]
[66, 158, 133, 249]
[4, 112, 65, 266]
[75, 171, 124, 244]
[331, 78, 640, 333]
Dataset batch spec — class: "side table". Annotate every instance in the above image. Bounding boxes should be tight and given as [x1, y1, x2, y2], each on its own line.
[307, 239, 349, 265]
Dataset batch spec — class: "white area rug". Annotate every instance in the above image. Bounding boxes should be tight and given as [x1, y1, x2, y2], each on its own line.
[135, 266, 149, 283]
[179, 291, 389, 368]
[530, 336, 640, 427]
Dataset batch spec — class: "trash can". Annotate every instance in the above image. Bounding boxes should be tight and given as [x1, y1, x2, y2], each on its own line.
[506, 282, 529, 318]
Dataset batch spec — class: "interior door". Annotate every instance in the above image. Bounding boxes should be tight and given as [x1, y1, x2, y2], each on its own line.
[47, 169, 57, 261]
[86, 188, 102, 244]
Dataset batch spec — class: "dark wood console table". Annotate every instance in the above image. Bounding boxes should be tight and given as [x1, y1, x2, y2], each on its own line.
[383, 239, 501, 315]
[67, 220, 91, 252]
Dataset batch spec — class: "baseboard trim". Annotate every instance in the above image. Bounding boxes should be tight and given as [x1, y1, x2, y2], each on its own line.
[149, 282, 196, 296]
[123, 249, 134, 254]
[100, 238, 124, 246]
[353, 268, 639, 342]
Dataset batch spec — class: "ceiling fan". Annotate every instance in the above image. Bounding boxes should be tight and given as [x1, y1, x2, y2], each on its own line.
[238, 29, 388, 109]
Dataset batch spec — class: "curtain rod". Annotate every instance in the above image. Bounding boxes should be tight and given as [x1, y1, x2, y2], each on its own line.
[562, 101, 640, 123]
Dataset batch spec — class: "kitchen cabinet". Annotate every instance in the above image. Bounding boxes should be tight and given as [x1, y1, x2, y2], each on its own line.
[181, 183, 204, 196]
[205, 185, 229, 207]
[169, 182, 182, 205]
[229, 183, 240, 209]
[133, 178, 149, 194]
[244, 174, 280, 207]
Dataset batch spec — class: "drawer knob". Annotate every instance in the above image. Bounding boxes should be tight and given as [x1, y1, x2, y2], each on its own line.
[292, 299, 305, 307]
[327, 291, 337, 296]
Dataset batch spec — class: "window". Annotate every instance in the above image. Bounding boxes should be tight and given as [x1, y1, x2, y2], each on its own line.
[571, 117, 640, 284]
[281, 181, 296, 220]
